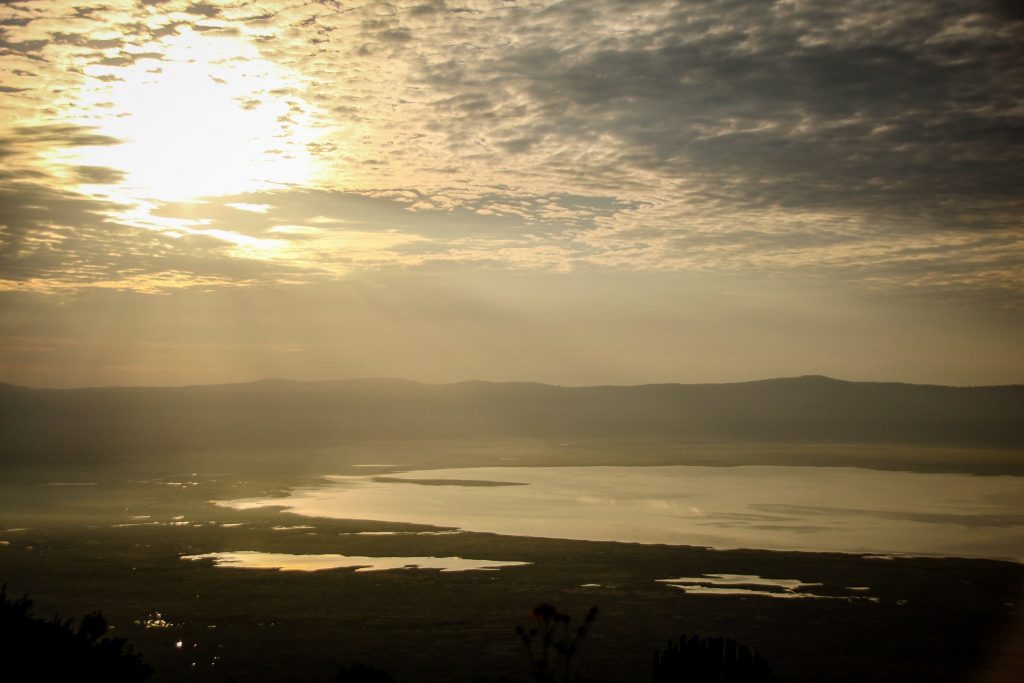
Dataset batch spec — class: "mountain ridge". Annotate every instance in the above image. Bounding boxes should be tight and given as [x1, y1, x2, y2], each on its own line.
[2, 375, 1022, 462]
[2, 374, 1022, 392]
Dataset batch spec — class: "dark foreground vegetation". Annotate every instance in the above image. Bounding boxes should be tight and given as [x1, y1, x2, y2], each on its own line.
[3, 586, 780, 683]
[0, 584, 152, 681]
[332, 604, 779, 682]
[651, 634, 778, 683]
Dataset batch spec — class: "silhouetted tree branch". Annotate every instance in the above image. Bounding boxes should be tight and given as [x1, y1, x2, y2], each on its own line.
[516, 604, 598, 683]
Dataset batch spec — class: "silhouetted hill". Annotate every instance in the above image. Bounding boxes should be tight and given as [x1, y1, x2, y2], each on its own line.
[1, 376, 1022, 462]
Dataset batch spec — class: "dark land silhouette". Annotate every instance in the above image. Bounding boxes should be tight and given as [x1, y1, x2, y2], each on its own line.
[335, 662, 395, 683]
[2, 587, 781, 683]
[2, 376, 1023, 465]
[652, 634, 779, 683]
[0, 584, 152, 681]
[333, 605, 779, 682]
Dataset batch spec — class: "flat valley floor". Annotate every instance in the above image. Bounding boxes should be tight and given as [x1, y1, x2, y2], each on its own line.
[1, 442, 1022, 682]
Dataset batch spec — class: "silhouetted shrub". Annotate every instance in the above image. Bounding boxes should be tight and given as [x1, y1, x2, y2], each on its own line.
[516, 603, 598, 683]
[335, 661, 394, 683]
[652, 633, 778, 682]
[0, 583, 152, 681]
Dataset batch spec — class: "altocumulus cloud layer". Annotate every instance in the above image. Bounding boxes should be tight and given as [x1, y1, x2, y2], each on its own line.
[0, 0, 1022, 386]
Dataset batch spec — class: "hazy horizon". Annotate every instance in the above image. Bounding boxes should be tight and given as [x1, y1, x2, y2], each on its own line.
[5, 372, 1024, 391]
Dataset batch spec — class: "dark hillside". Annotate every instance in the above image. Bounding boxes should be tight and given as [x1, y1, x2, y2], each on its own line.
[2, 376, 1022, 462]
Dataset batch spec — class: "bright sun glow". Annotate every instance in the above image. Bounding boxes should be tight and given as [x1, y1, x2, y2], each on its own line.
[69, 31, 317, 202]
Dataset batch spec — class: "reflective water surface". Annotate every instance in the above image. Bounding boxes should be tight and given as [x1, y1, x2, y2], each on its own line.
[182, 551, 529, 573]
[656, 574, 878, 601]
[217, 466, 1024, 561]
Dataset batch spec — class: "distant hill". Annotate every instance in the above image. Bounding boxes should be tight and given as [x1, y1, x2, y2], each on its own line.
[1, 376, 1022, 462]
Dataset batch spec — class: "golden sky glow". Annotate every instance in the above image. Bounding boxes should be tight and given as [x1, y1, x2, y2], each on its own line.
[1, 1, 1022, 387]
[9, 25, 325, 268]
[71, 30, 317, 202]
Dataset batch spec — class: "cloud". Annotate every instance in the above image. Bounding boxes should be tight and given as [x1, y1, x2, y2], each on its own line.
[73, 165, 125, 184]
[0, 177, 323, 293]
[0, 0, 1021, 307]
[184, 3, 220, 19]
[8, 124, 122, 148]
[408, 1, 1023, 217]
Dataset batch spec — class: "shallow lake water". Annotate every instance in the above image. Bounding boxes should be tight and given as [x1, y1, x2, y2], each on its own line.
[183, 551, 529, 572]
[218, 465, 1024, 561]
[653, 574, 878, 600]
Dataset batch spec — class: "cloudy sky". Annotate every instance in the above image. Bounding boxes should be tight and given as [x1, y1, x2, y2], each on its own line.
[1, 0, 1022, 387]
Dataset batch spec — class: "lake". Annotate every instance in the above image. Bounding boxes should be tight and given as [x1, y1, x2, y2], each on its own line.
[218, 465, 1024, 561]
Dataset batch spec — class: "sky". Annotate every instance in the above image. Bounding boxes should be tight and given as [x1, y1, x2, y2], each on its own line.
[0, 0, 1022, 388]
